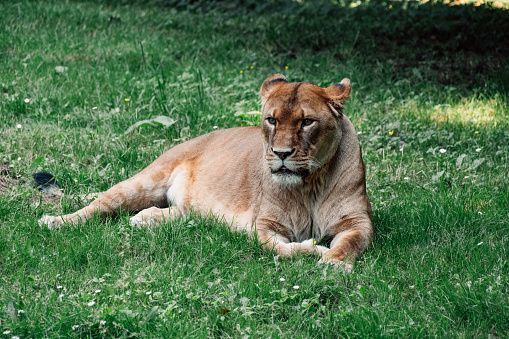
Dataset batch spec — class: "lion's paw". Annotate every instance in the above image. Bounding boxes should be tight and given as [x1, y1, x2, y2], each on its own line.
[317, 257, 353, 273]
[38, 215, 63, 230]
[301, 239, 329, 256]
[129, 215, 149, 227]
[129, 215, 160, 228]
[129, 207, 165, 228]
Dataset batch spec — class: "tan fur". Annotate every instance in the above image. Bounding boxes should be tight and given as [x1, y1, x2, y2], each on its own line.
[39, 74, 373, 269]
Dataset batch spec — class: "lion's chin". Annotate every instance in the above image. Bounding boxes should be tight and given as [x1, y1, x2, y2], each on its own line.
[270, 171, 303, 187]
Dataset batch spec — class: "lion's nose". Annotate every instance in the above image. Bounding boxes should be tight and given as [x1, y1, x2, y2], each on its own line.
[272, 148, 295, 160]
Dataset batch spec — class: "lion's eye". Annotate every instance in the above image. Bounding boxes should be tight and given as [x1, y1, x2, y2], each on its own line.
[267, 117, 277, 125]
[301, 119, 314, 127]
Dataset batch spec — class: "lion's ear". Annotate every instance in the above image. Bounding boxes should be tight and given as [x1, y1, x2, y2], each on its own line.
[261, 74, 288, 105]
[325, 78, 351, 108]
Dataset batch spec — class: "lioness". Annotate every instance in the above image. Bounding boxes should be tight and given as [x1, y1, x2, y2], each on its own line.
[39, 74, 373, 269]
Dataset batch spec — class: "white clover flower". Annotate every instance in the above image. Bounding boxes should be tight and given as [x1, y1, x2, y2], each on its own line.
[59, 294, 65, 298]
[57, 285, 63, 289]
[293, 285, 299, 290]
[17, 157, 21, 161]
[92, 107, 98, 110]
[404, 177, 409, 180]
[24, 98, 30, 103]
[279, 278, 285, 282]
[439, 149, 446, 153]
[88, 301, 95, 307]
[213, 126, 218, 129]
[17, 309, 24, 314]
[146, 291, 152, 295]
[16, 124, 22, 129]
[357, 131, 362, 135]
[95, 289, 101, 294]
[55, 66, 68, 73]
[476, 148, 481, 152]
[478, 211, 483, 215]
[100, 320, 106, 326]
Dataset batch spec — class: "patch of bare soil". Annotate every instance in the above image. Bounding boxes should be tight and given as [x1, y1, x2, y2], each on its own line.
[0, 162, 17, 194]
[0, 161, 63, 210]
[30, 193, 64, 210]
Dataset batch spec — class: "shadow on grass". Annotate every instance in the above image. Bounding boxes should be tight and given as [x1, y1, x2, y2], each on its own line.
[88, 0, 509, 90]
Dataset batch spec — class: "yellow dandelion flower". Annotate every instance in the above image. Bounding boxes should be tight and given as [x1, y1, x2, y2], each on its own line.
[313, 240, 316, 245]
[250, 65, 254, 69]
[474, 131, 479, 134]
[240, 70, 243, 74]
[124, 98, 130, 102]
[389, 130, 394, 135]
[285, 66, 289, 70]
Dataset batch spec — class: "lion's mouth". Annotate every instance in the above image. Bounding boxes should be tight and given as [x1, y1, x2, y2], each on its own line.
[272, 165, 299, 175]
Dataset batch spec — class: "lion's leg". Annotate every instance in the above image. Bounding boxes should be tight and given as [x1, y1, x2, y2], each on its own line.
[318, 215, 373, 271]
[256, 225, 329, 258]
[38, 173, 170, 229]
[129, 206, 182, 227]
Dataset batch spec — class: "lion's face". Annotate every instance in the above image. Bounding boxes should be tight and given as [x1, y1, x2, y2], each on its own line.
[260, 74, 351, 186]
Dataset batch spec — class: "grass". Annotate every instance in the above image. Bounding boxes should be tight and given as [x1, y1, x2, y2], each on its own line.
[1, 0, 508, 337]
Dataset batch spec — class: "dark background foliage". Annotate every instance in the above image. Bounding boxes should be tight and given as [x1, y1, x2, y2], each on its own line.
[84, 0, 509, 90]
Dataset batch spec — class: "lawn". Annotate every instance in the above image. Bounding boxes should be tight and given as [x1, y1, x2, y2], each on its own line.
[0, 0, 508, 337]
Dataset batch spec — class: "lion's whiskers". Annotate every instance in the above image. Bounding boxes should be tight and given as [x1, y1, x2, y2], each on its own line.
[307, 156, 323, 172]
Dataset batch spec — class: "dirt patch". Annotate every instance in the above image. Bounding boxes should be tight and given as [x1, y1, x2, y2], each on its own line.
[0, 162, 18, 194]
[29, 192, 64, 210]
[0, 161, 63, 210]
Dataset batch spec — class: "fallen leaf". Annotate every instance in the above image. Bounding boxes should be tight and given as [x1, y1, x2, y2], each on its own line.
[219, 308, 230, 314]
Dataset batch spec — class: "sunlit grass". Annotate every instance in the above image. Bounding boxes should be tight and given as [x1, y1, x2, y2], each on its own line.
[442, 0, 509, 9]
[429, 95, 509, 126]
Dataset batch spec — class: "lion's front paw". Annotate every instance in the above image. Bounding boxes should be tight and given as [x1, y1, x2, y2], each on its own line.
[301, 239, 329, 256]
[317, 257, 353, 273]
[38, 215, 64, 230]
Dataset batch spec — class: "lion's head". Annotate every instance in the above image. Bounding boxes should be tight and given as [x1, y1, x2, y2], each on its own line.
[260, 74, 352, 186]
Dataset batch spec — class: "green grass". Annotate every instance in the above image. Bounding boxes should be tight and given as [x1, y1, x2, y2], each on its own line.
[1, 0, 508, 337]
